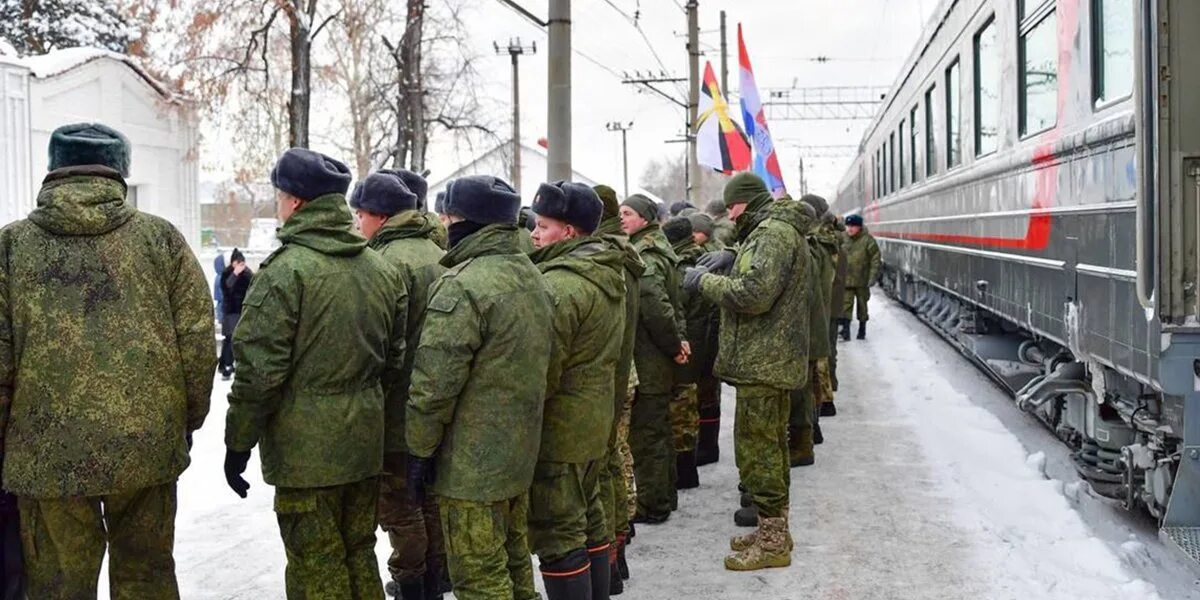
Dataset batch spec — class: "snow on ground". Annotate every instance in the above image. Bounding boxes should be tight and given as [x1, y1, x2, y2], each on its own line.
[100, 296, 1175, 599]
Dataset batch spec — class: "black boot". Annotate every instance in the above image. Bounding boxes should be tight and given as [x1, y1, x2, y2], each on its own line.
[839, 319, 851, 341]
[814, 423, 824, 445]
[820, 401, 837, 417]
[609, 562, 623, 595]
[675, 451, 700, 489]
[617, 540, 630, 580]
[695, 420, 720, 466]
[589, 545, 611, 600]
[541, 550, 593, 600]
[857, 321, 867, 340]
[734, 505, 758, 527]
[423, 566, 446, 600]
[385, 579, 425, 600]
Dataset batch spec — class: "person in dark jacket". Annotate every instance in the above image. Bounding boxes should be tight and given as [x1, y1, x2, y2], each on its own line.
[218, 248, 253, 380]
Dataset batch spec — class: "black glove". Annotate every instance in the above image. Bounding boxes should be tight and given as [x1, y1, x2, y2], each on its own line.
[407, 455, 437, 504]
[696, 250, 735, 275]
[683, 267, 706, 294]
[224, 448, 252, 499]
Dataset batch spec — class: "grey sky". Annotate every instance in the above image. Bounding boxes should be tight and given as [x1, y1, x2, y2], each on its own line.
[426, 0, 941, 200]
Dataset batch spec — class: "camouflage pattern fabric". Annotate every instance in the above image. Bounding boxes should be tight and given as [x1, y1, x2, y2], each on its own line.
[842, 286, 871, 322]
[19, 483, 179, 600]
[843, 227, 881, 288]
[712, 215, 737, 247]
[699, 197, 813, 391]
[439, 495, 538, 600]
[670, 384, 700, 453]
[0, 167, 214, 499]
[530, 236, 625, 463]
[807, 225, 839, 361]
[274, 478, 382, 600]
[427, 211, 449, 250]
[620, 370, 638, 523]
[734, 385, 791, 519]
[789, 365, 816, 439]
[378, 453, 444, 584]
[815, 359, 834, 406]
[517, 228, 535, 254]
[225, 194, 407, 489]
[671, 236, 718, 385]
[368, 210, 447, 456]
[827, 225, 849, 320]
[630, 387, 673, 520]
[528, 461, 609, 565]
[406, 224, 554, 502]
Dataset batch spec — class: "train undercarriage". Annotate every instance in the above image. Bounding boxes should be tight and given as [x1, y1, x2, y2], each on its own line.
[879, 267, 1184, 525]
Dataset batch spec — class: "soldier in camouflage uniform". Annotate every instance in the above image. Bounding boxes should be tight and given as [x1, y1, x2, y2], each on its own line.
[705, 199, 738, 247]
[686, 212, 724, 466]
[0, 124, 215, 599]
[406, 176, 554, 600]
[664, 216, 710, 491]
[591, 185, 642, 594]
[684, 172, 812, 571]
[431, 192, 450, 250]
[224, 148, 407, 600]
[839, 213, 881, 340]
[517, 207, 536, 254]
[827, 214, 849, 396]
[350, 170, 449, 600]
[619, 194, 689, 525]
[528, 181, 625, 600]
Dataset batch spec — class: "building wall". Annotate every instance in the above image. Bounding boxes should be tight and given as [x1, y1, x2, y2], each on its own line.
[26, 59, 201, 248]
[0, 58, 31, 225]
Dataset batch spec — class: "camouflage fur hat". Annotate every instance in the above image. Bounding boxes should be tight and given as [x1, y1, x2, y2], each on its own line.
[48, 123, 131, 176]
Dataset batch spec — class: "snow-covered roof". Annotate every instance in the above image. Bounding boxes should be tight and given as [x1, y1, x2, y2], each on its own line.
[18, 47, 177, 101]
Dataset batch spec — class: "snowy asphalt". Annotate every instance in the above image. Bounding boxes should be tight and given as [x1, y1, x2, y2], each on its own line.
[102, 296, 1195, 599]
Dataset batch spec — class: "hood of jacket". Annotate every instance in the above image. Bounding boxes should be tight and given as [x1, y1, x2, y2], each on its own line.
[596, 216, 647, 279]
[739, 196, 813, 242]
[530, 236, 625, 300]
[671, 237, 703, 263]
[277, 194, 367, 257]
[369, 209, 440, 249]
[440, 223, 522, 268]
[28, 167, 136, 236]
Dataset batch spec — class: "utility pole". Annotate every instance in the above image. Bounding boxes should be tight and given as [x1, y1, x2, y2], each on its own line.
[798, 157, 808, 195]
[495, 39, 537, 193]
[686, 0, 701, 204]
[720, 10, 729, 95]
[606, 122, 634, 197]
[547, 0, 572, 182]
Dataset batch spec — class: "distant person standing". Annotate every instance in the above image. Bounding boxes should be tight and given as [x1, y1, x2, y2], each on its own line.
[218, 248, 253, 380]
[839, 214, 881, 341]
[0, 123, 216, 598]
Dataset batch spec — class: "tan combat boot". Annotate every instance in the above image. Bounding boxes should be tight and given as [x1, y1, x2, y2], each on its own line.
[724, 517, 793, 571]
[730, 517, 795, 552]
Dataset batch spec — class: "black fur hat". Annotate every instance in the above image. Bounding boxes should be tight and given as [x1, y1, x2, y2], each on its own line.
[800, 194, 829, 217]
[434, 191, 447, 215]
[662, 216, 693, 244]
[349, 170, 418, 217]
[48, 123, 131, 176]
[444, 175, 521, 225]
[270, 148, 352, 201]
[532, 181, 603, 234]
[394, 169, 429, 206]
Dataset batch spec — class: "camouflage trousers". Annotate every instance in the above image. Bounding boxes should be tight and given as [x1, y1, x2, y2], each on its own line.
[815, 359, 834, 405]
[274, 477, 382, 600]
[528, 461, 609, 565]
[670, 383, 700, 453]
[378, 453, 445, 584]
[842, 286, 871, 321]
[790, 360, 831, 429]
[630, 386, 675, 521]
[828, 319, 840, 391]
[734, 385, 791, 518]
[18, 482, 178, 600]
[600, 372, 637, 541]
[439, 494, 538, 600]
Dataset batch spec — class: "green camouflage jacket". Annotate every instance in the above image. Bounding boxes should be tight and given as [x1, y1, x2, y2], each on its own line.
[596, 217, 644, 435]
[712, 215, 737, 247]
[406, 224, 554, 502]
[671, 237, 717, 384]
[699, 198, 813, 390]
[225, 194, 407, 489]
[629, 224, 685, 395]
[830, 227, 849, 320]
[0, 167, 215, 498]
[531, 236, 625, 463]
[807, 224, 839, 360]
[844, 228, 881, 288]
[369, 211, 447, 455]
[427, 211, 449, 250]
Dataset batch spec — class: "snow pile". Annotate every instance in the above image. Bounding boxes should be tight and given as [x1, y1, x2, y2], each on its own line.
[20, 46, 124, 78]
[865, 303, 1161, 599]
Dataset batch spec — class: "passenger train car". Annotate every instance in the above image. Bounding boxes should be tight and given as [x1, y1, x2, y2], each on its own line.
[833, 0, 1200, 560]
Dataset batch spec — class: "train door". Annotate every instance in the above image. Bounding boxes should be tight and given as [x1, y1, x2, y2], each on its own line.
[1139, 0, 1200, 561]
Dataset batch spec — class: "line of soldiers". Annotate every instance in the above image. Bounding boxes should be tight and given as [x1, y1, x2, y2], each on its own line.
[0, 121, 883, 600]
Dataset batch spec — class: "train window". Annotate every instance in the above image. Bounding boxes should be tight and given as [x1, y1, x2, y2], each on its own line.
[1093, 0, 1134, 104]
[925, 86, 936, 177]
[889, 132, 897, 193]
[910, 105, 919, 183]
[1019, 8, 1058, 136]
[945, 59, 962, 169]
[974, 18, 1000, 156]
[899, 121, 906, 189]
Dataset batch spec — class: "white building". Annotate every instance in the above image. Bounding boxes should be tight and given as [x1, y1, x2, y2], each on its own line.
[0, 46, 200, 248]
[429, 141, 601, 207]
